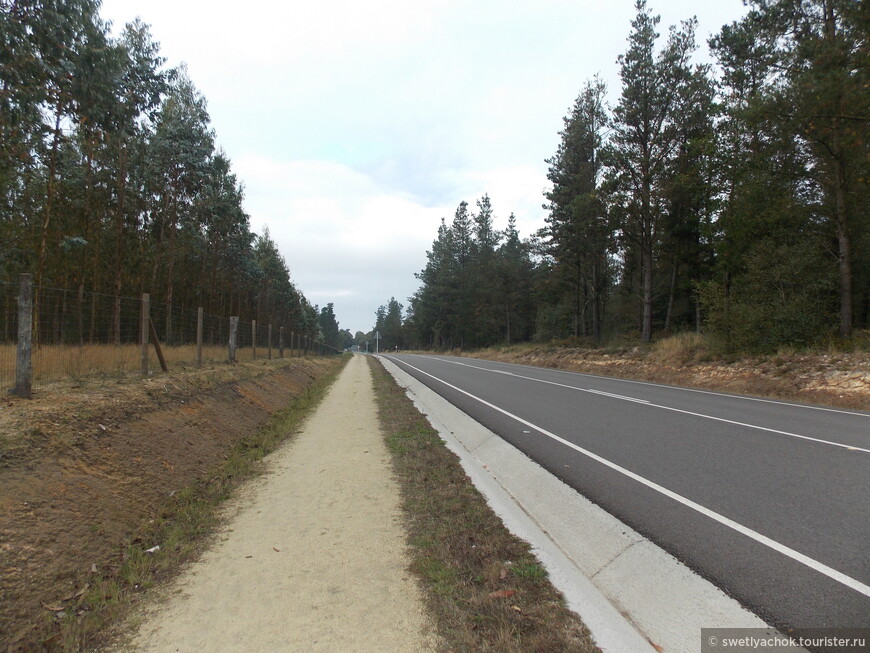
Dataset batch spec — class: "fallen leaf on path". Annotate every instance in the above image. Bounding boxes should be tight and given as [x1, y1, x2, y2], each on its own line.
[488, 589, 516, 599]
[273, 547, 280, 552]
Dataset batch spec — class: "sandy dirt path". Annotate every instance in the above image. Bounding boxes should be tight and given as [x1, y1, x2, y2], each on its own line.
[117, 355, 435, 652]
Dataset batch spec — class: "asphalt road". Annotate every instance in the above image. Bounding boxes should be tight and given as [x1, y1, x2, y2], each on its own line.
[383, 353, 870, 639]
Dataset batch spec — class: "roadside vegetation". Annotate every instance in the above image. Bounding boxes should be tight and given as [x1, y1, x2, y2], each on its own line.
[461, 332, 870, 411]
[368, 356, 600, 653]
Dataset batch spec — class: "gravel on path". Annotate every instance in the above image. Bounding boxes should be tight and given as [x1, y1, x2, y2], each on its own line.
[119, 354, 435, 652]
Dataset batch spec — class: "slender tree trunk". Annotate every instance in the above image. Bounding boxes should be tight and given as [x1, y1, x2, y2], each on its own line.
[111, 139, 128, 345]
[164, 196, 180, 344]
[641, 245, 654, 343]
[591, 259, 600, 341]
[664, 258, 678, 333]
[35, 102, 64, 343]
[834, 150, 853, 338]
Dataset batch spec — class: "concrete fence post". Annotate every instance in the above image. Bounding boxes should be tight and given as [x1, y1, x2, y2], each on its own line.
[229, 316, 238, 363]
[252, 320, 257, 360]
[196, 306, 203, 367]
[11, 273, 33, 398]
[268, 323, 272, 360]
[279, 326, 285, 358]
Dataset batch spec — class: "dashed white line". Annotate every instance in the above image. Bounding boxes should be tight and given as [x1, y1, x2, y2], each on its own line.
[438, 356, 870, 418]
[434, 357, 870, 454]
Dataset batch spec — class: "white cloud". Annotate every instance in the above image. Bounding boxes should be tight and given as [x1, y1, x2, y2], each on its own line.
[100, 0, 749, 332]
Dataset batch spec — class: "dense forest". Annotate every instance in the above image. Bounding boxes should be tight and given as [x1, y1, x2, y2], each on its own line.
[0, 0, 325, 344]
[3, 1, 867, 356]
[394, 0, 868, 353]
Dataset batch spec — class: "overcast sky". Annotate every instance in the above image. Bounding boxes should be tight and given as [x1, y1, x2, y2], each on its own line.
[100, 0, 748, 334]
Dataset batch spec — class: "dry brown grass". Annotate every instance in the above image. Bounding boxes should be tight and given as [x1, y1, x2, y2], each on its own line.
[0, 342, 294, 387]
[652, 332, 713, 365]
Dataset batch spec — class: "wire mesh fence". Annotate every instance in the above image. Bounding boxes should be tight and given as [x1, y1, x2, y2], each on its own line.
[1, 276, 333, 395]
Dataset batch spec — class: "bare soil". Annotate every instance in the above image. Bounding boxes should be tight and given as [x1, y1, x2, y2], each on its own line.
[462, 345, 870, 411]
[0, 357, 339, 651]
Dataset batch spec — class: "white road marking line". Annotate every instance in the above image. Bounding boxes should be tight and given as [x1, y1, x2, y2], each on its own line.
[386, 355, 870, 599]
[434, 357, 870, 454]
[435, 355, 870, 418]
[586, 389, 651, 404]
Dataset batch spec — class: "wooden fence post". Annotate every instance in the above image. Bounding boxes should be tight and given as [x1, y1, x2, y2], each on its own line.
[196, 307, 203, 367]
[279, 326, 284, 358]
[252, 320, 257, 360]
[229, 316, 238, 363]
[148, 318, 169, 372]
[268, 323, 272, 360]
[11, 273, 33, 398]
[140, 293, 150, 377]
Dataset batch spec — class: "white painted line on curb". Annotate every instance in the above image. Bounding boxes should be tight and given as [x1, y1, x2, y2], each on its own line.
[437, 357, 870, 454]
[387, 356, 870, 599]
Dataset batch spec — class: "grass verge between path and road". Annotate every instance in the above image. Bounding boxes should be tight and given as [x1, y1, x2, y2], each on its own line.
[368, 356, 600, 653]
[9, 355, 349, 653]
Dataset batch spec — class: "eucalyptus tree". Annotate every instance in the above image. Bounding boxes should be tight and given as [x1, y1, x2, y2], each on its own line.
[148, 67, 213, 341]
[195, 151, 254, 314]
[318, 303, 341, 350]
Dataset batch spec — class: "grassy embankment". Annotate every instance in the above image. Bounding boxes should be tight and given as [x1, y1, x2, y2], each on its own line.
[369, 356, 600, 653]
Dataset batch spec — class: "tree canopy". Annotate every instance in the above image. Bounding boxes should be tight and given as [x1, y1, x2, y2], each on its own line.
[1, 1, 324, 342]
[402, 0, 867, 353]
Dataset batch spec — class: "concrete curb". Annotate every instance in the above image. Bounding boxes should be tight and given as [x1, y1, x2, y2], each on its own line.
[379, 355, 771, 653]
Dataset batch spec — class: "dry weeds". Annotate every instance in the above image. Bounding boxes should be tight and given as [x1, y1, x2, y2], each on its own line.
[0, 342, 292, 388]
[463, 336, 870, 411]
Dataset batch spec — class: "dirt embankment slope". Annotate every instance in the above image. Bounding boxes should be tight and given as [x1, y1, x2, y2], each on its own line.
[0, 357, 341, 651]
